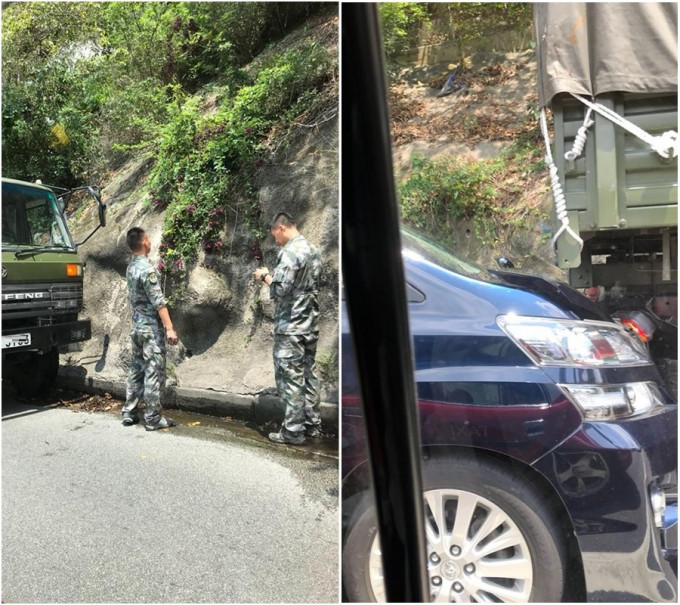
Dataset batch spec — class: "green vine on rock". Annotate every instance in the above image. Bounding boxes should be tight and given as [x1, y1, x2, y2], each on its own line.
[144, 42, 335, 298]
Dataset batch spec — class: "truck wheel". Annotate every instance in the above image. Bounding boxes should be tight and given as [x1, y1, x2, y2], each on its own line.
[343, 455, 566, 602]
[10, 349, 59, 397]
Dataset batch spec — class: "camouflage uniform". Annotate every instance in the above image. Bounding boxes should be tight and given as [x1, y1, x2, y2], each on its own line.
[270, 235, 323, 439]
[122, 255, 168, 424]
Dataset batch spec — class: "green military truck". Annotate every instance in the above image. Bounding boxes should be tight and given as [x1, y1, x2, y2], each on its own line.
[535, 3, 677, 393]
[2, 178, 106, 396]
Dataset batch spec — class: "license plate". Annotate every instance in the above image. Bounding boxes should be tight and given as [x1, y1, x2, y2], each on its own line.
[70, 329, 87, 341]
[2, 333, 31, 349]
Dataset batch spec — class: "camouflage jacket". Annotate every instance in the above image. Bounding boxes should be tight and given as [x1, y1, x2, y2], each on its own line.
[127, 255, 167, 331]
[270, 235, 322, 335]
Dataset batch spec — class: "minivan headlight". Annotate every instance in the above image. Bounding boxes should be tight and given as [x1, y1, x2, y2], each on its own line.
[560, 382, 665, 420]
[497, 315, 650, 366]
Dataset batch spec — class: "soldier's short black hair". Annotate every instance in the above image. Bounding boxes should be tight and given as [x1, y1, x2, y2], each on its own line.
[126, 227, 146, 251]
[270, 212, 296, 229]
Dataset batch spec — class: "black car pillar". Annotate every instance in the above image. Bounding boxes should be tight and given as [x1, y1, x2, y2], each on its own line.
[341, 3, 429, 602]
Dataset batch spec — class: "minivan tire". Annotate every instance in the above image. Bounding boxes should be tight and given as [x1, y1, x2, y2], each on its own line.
[343, 455, 567, 602]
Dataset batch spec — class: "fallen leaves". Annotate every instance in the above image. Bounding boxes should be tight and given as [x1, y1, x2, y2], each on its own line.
[61, 393, 123, 413]
[388, 56, 541, 148]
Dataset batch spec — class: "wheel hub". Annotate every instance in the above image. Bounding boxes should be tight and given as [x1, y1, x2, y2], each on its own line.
[440, 559, 461, 581]
[365, 487, 536, 603]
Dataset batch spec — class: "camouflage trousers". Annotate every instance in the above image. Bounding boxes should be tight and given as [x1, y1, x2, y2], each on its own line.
[124, 328, 167, 423]
[274, 332, 321, 438]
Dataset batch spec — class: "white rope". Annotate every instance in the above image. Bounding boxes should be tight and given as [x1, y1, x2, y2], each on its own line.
[540, 108, 584, 254]
[571, 93, 678, 159]
[565, 107, 593, 161]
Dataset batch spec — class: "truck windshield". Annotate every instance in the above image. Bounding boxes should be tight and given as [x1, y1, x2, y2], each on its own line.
[2, 181, 74, 250]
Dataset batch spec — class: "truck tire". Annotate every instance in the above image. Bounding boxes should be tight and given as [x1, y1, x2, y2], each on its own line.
[10, 348, 59, 398]
[343, 455, 566, 602]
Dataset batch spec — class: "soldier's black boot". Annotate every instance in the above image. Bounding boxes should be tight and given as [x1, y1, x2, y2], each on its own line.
[122, 412, 139, 426]
[145, 416, 176, 431]
[268, 431, 306, 445]
[306, 425, 323, 438]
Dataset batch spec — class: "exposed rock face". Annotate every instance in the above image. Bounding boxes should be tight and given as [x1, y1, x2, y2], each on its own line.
[65, 119, 339, 405]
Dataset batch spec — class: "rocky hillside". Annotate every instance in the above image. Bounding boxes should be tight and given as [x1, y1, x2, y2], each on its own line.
[62, 16, 339, 405]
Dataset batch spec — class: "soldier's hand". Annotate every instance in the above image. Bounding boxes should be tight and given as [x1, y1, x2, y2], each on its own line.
[253, 267, 269, 282]
[166, 328, 179, 345]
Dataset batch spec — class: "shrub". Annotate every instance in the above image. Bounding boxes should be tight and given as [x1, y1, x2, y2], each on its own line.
[399, 154, 498, 240]
[147, 42, 334, 282]
[378, 3, 429, 57]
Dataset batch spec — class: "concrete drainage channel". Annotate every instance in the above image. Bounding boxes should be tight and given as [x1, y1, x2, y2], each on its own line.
[55, 373, 339, 435]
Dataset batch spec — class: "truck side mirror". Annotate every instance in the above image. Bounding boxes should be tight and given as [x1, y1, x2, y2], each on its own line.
[496, 256, 515, 269]
[76, 186, 107, 248]
[98, 197, 106, 228]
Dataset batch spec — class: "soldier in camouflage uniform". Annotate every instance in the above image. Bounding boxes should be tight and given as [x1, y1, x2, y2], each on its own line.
[254, 213, 323, 445]
[122, 227, 179, 431]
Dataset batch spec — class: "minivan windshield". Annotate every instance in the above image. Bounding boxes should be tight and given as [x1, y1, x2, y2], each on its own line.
[401, 225, 503, 283]
[2, 181, 74, 250]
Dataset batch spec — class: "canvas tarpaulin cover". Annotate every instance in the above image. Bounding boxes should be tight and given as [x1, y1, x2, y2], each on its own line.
[534, 3, 678, 107]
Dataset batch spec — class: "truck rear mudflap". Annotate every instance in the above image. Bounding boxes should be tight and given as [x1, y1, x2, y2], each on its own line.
[2, 319, 91, 355]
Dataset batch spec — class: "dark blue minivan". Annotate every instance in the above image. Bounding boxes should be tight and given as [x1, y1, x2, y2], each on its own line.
[342, 227, 677, 603]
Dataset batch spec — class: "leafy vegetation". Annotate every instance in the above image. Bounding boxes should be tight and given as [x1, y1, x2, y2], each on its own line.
[3, 2, 337, 300]
[2, 2, 334, 184]
[148, 41, 335, 287]
[316, 351, 338, 384]
[379, 3, 533, 57]
[401, 155, 496, 222]
[398, 141, 545, 250]
[378, 3, 430, 57]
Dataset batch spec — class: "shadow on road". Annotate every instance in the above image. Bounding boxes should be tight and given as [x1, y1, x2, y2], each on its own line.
[1, 381, 90, 421]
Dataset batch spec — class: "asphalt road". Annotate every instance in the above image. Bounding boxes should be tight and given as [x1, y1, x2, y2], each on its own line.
[2, 394, 339, 603]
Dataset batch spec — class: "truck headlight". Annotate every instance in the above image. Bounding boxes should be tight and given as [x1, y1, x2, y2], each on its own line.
[497, 315, 650, 366]
[560, 382, 665, 420]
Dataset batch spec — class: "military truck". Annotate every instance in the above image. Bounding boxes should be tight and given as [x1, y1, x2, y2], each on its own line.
[535, 3, 678, 394]
[2, 178, 106, 396]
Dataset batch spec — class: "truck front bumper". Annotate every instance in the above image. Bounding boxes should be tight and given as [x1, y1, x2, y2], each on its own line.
[2, 320, 91, 356]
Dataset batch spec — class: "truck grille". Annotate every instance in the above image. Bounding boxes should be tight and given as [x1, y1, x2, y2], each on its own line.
[2, 282, 84, 328]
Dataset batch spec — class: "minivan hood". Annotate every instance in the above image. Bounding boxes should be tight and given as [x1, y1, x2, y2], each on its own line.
[490, 269, 611, 322]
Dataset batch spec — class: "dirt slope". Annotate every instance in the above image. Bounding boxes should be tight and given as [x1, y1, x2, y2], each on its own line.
[388, 49, 567, 280]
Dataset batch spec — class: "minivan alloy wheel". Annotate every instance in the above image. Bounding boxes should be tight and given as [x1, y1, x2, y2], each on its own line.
[368, 489, 533, 603]
[343, 456, 566, 603]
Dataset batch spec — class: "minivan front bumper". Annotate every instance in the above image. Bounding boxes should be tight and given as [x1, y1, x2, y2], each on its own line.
[535, 405, 678, 602]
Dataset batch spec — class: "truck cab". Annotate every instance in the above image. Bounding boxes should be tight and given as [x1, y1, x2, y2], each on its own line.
[2, 177, 105, 396]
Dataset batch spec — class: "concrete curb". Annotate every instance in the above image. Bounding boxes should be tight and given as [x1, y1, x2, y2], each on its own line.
[56, 374, 339, 433]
